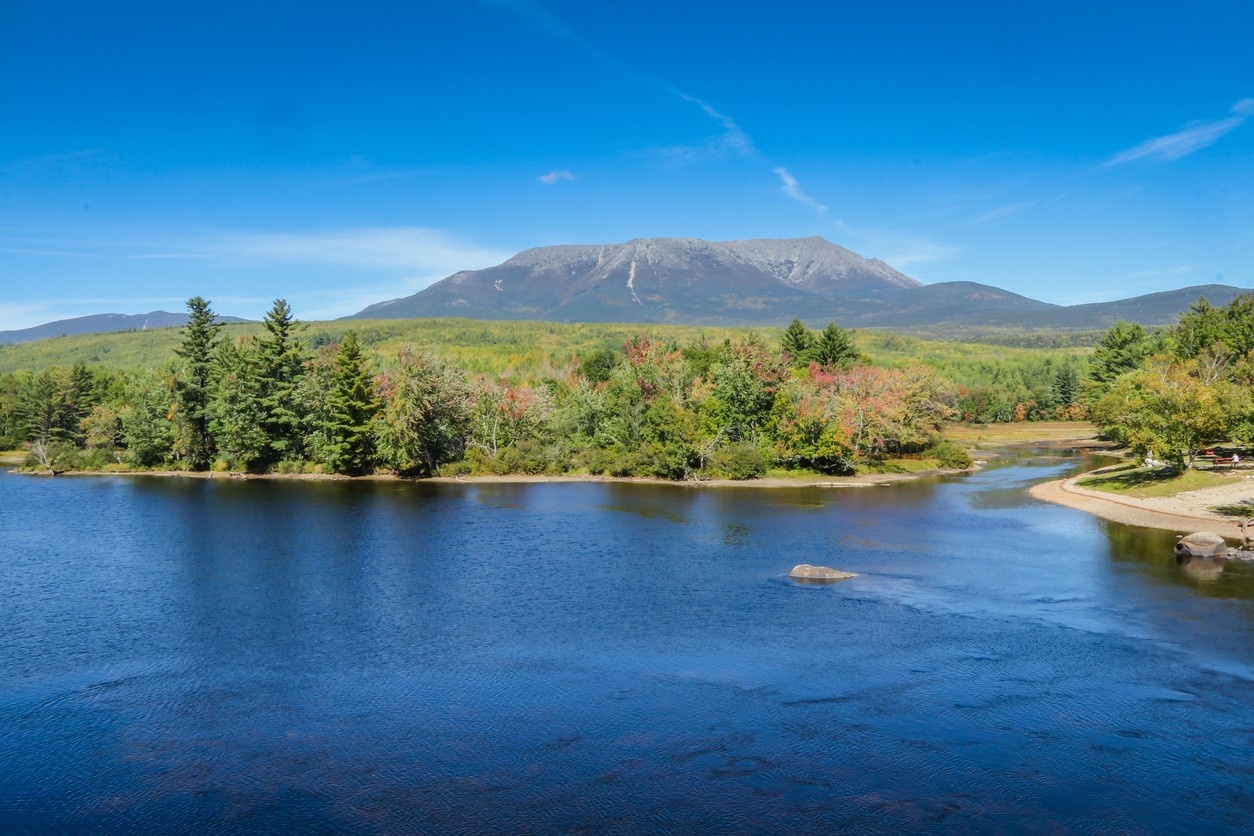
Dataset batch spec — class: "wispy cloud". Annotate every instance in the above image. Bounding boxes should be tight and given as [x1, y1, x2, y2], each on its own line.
[773, 167, 828, 215]
[1104, 98, 1254, 167]
[972, 201, 1036, 223]
[483, 0, 755, 162]
[838, 226, 961, 272]
[880, 238, 962, 269]
[0, 227, 515, 329]
[537, 169, 575, 185]
[668, 92, 755, 158]
[207, 227, 512, 272]
[1122, 264, 1197, 280]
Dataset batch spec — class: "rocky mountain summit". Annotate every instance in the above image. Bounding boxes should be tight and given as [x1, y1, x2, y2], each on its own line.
[351, 236, 920, 324]
[349, 235, 1252, 331]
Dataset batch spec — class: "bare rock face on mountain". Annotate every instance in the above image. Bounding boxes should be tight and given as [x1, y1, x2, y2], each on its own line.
[351, 236, 921, 325]
[347, 235, 1254, 330]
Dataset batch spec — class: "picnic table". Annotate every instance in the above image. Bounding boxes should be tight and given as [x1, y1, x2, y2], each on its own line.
[1198, 448, 1247, 468]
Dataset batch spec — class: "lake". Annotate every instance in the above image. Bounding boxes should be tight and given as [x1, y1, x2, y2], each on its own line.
[2, 451, 1253, 832]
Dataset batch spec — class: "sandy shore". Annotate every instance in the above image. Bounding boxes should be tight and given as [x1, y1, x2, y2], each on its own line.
[1030, 472, 1254, 540]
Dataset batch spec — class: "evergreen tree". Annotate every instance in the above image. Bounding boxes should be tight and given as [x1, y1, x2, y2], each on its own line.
[1051, 365, 1080, 409]
[16, 369, 64, 444]
[1172, 297, 1223, 360]
[324, 332, 379, 474]
[174, 297, 223, 469]
[209, 338, 268, 471]
[58, 363, 102, 443]
[781, 318, 814, 366]
[256, 299, 306, 464]
[811, 323, 861, 368]
[1084, 320, 1147, 404]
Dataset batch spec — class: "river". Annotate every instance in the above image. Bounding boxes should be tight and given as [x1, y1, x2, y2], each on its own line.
[2, 450, 1253, 832]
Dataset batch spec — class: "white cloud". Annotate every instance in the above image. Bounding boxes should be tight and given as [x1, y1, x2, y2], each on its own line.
[538, 169, 575, 184]
[675, 93, 755, 157]
[773, 167, 828, 215]
[1105, 97, 1254, 167]
[881, 239, 962, 269]
[208, 227, 512, 273]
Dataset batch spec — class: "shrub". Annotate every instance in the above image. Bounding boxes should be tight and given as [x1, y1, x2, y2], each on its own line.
[927, 440, 973, 470]
[437, 459, 474, 477]
[708, 442, 767, 480]
[489, 439, 549, 475]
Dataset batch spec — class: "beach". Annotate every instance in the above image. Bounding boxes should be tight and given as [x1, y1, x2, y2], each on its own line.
[1030, 471, 1254, 540]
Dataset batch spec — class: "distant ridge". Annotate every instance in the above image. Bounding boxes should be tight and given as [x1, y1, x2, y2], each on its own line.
[348, 236, 1251, 330]
[0, 311, 251, 346]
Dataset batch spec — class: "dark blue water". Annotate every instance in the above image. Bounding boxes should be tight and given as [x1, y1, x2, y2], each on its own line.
[3, 452, 1254, 833]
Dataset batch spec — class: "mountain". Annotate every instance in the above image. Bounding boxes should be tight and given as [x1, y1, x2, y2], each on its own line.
[0, 311, 251, 346]
[351, 236, 921, 324]
[1021, 285, 1250, 330]
[349, 236, 1252, 332]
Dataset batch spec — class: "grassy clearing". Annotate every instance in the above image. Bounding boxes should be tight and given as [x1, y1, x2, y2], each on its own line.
[1076, 464, 1231, 498]
[0, 450, 24, 465]
[945, 421, 1099, 447]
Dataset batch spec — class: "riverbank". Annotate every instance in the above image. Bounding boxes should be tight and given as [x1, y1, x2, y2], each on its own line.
[3, 422, 1106, 489]
[7, 465, 967, 490]
[1029, 471, 1254, 540]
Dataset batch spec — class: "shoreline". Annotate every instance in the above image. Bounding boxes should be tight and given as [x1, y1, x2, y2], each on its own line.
[2, 423, 1106, 491]
[6, 465, 971, 490]
[1029, 474, 1254, 540]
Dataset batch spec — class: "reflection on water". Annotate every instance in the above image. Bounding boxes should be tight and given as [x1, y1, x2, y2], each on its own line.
[2, 450, 1254, 832]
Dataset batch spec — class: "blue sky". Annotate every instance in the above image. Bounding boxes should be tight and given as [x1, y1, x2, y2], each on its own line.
[2, 0, 1252, 329]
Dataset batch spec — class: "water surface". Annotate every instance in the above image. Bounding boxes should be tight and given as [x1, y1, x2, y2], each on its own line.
[2, 452, 1253, 832]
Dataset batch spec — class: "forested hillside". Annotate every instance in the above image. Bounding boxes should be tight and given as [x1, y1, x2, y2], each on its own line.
[0, 302, 1098, 479]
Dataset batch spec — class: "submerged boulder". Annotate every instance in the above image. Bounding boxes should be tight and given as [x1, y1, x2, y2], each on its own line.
[1174, 532, 1228, 558]
[789, 564, 857, 582]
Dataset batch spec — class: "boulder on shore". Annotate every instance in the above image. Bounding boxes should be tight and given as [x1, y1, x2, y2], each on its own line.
[789, 564, 857, 582]
[1174, 532, 1228, 558]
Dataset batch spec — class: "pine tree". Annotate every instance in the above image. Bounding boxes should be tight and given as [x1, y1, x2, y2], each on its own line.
[1051, 365, 1080, 409]
[209, 338, 268, 471]
[324, 332, 379, 474]
[174, 297, 223, 469]
[811, 323, 861, 368]
[1084, 320, 1147, 404]
[16, 370, 63, 444]
[781, 318, 813, 366]
[256, 299, 307, 465]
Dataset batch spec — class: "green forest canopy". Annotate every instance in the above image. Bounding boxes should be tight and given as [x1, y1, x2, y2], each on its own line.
[0, 305, 1100, 478]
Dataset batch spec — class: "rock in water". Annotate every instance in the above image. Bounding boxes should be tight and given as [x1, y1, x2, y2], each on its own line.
[789, 564, 857, 582]
[1174, 532, 1229, 558]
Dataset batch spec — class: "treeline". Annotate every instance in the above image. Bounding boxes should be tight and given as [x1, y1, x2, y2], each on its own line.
[2, 303, 976, 479]
[1087, 295, 1254, 467]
